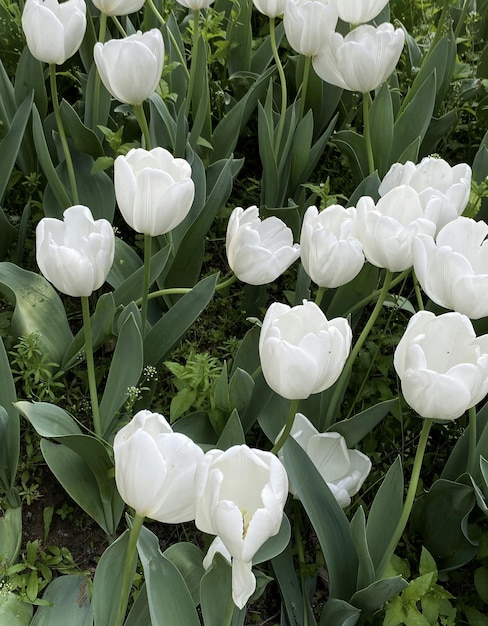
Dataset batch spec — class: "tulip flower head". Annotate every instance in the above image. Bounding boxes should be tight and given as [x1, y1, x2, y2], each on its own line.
[253, 0, 287, 17]
[195, 445, 288, 608]
[355, 186, 436, 272]
[92, 0, 145, 15]
[394, 311, 488, 421]
[312, 23, 404, 93]
[174, 0, 215, 8]
[336, 0, 390, 24]
[114, 147, 195, 236]
[94, 29, 164, 105]
[259, 300, 352, 399]
[413, 217, 488, 320]
[22, 0, 87, 65]
[226, 206, 300, 285]
[114, 410, 204, 523]
[300, 204, 364, 288]
[283, 0, 338, 57]
[277, 413, 371, 507]
[379, 157, 472, 233]
[36, 205, 114, 297]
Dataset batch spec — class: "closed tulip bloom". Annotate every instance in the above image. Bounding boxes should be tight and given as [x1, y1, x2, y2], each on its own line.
[22, 0, 86, 65]
[114, 147, 195, 236]
[312, 23, 404, 93]
[226, 206, 300, 285]
[92, 0, 145, 15]
[284, 0, 338, 57]
[259, 301, 352, 399]
[413, 217, 488, 320]
[355, 186, 436, 272]
[300, 205, 364, 287]
[277, 413, 371, 507]
[336, 0, 389, 24]
[195, 445, 288, 609]
[253, 0, 287, 17]
[94, 29, 164, 105]
[36, 205, 114, 297]
[379, 157, 472, 233]
[175, 0, 214, 8]
[114, 410, 204, 523]
[394, 311, 488, 421]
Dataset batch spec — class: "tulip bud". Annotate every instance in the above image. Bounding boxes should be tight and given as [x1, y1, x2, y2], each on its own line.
[379, 157, 472, 233]
[413, 217, 488, 320]
[226, 206, 300, 285]
[92, 0, 145, 15]
[36, 205, 114, 297]
[336, 0, 389, 25]
[94, 29, 164, 105]
[114, 410, 204, 523]
[277, 413, 371, 507]
[300, 205, 364, 288]
[22, 0, 86, 65]
[312, 23, 404, 93]
[394, 311, 488, 421]
[283, 0, 338, 57]
[195, 445, 288, 609]
[114, 147, 195, 236]
[259, 300, 352, 400]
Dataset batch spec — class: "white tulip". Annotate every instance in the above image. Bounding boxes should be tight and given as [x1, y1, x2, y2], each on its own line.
[195, 445, 288, 609]
[92, 0, 145, 15]
[36, 205, 114, 297]
[394, 311, 488, 421]
[253, 0, 287, 17]
[114, 147, 195, 236]
[22, 0, 86, 65]
[336, 0, 389, 24]
[114, 410, 204, 523]
[226, 206, 300, 285]
[300, 205, 364, 287]
[283, 0, 338, 57]
[174, 0, 215, 9]
[259, 300, 352, 399]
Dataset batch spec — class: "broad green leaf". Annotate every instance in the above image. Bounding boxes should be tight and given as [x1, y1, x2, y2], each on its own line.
[320, 598, 361, 626]
[200, 554, 235, 626]
[475, 566, 488, 604]
[229, 368, 255, 417]
[225, 0, 252, 74]
[59, 99, 104, 158]
[254, 513, 291, 564]
[251, 21, 284, 74]
[31, 575, 92, 626]
[0, 592, 33, 626]
[125, 583, 151, 626]
[350, 576, 408, 613]
[349, 507, 375, 590]
[188, 35, 211, 148]
[83, 63, 112, 134]
[107, 237, 144, 289]
[331, 130, 368, 185]
[16, 401, 82, 437]
[216, 409, 245, 449]
[0, 338, 18, 493]
[369, 83, 394, 176]
[163, 543, 205, 606]
[283, 437, 358, 600]
[14, 48, 47, 119]
[0, 262, 73, 365]
[137, 525, 201, 626]
[0, 506, 22, 566]
[330, 399, 397, 447]
[172, 411, 217, 445]
[149, 92, 177, 152]
[257, 98, 279, 207]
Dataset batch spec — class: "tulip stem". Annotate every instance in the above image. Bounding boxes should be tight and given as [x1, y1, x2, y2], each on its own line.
[344, 269, 410, 317]
[324, 270, 393, 429]
[147, 0, 190, 80]
[467, 405, 477, 475]
[141, 233, 152, 336]
[298, 55, 311, 121]
[362, 91, 375, 176]
[114, 513, 145, 626]
[413, 271, 424, 311]
[269, 16, 287, 153]
[81, 296, 101, 438]
[111, 15, 127, 37]
[49, 64, 79, 205]
[377, 418, 433, 578]
[185, 9, 200, 117]
[315, 286, 325, 307]
[454, 0, 470, 39]
[134, 273, 236, 306]
[132, 104, 152, 150]
[272, 399, 300, 455]
[91, 12, 107, 134]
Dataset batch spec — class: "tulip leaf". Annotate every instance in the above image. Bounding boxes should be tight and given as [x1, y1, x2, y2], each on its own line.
[59, 99, 104, 158]
[144, 273, 218, 367]
[189, 35, 212, 149]
[92, 529, 133, 626]
[369, 82, 394, 176]
[0, 506, 22, 567]
[16, 401, 82, 437]
[349, 507, 375, 590]
[331, 130, 368, 186]
[14, 48, 47, 120]
[0, 339, 18, 494]
[254, 513, 291, 565]
[30, 575, 91, 626]
[0, 262, 73, 365]
[125, 583, 151, 626]
[257, 98, 279, 207]
[107, 237, 144, 289]
[319, 598, 361, 626]
[83, 63, 112, 134]
[350, 575, 408, 613]
[163, 543, 205, 607]
[283, 437, 358, 601]
[251, 21, 284, 75]
[99, 312, 143, 439]
[172, 410, 218, 446]
[229, 368, 255, 418]
[0, 592, 33, 626]
[137, 525, 201, 626]
[330, 398, 397, 447]
[216, 409, 245, 449]
[200, 554, 245, 626]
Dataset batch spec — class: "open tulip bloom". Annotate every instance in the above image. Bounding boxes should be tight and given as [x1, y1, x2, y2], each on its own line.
[259, 301, 352, 399]
[195, 445, 288, 609]
[394, 311, 488, 421]
[226, 206, 300, 285]
[379, 157, 472, 233]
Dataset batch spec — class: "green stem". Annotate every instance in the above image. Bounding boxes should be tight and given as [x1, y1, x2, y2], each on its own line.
[114, 513, 145, 626]
[344, 269, 410, 317]
[413, 271, 424, 311]
[132, 103, 152, 149]
[81, 296, 101, 437]
[272, 399, 300, 455]
[185, 8, 200, 116]
[141, 233, 152, 336]
[111, 14, 127, 37]
[134, 273, 237, 306]
[147, 0, 190, 80]
[298, 54, 311, 121]
[324, 270, 393, 429]
[269, 16, 287, 153]
[49, 64, 79, 205]
[315, 286, 325, 307]
[467, 405, 477, 475]
[377, 418, 433, 577]
[362, 91, 375, 176]
[454, 0, 471, 39]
